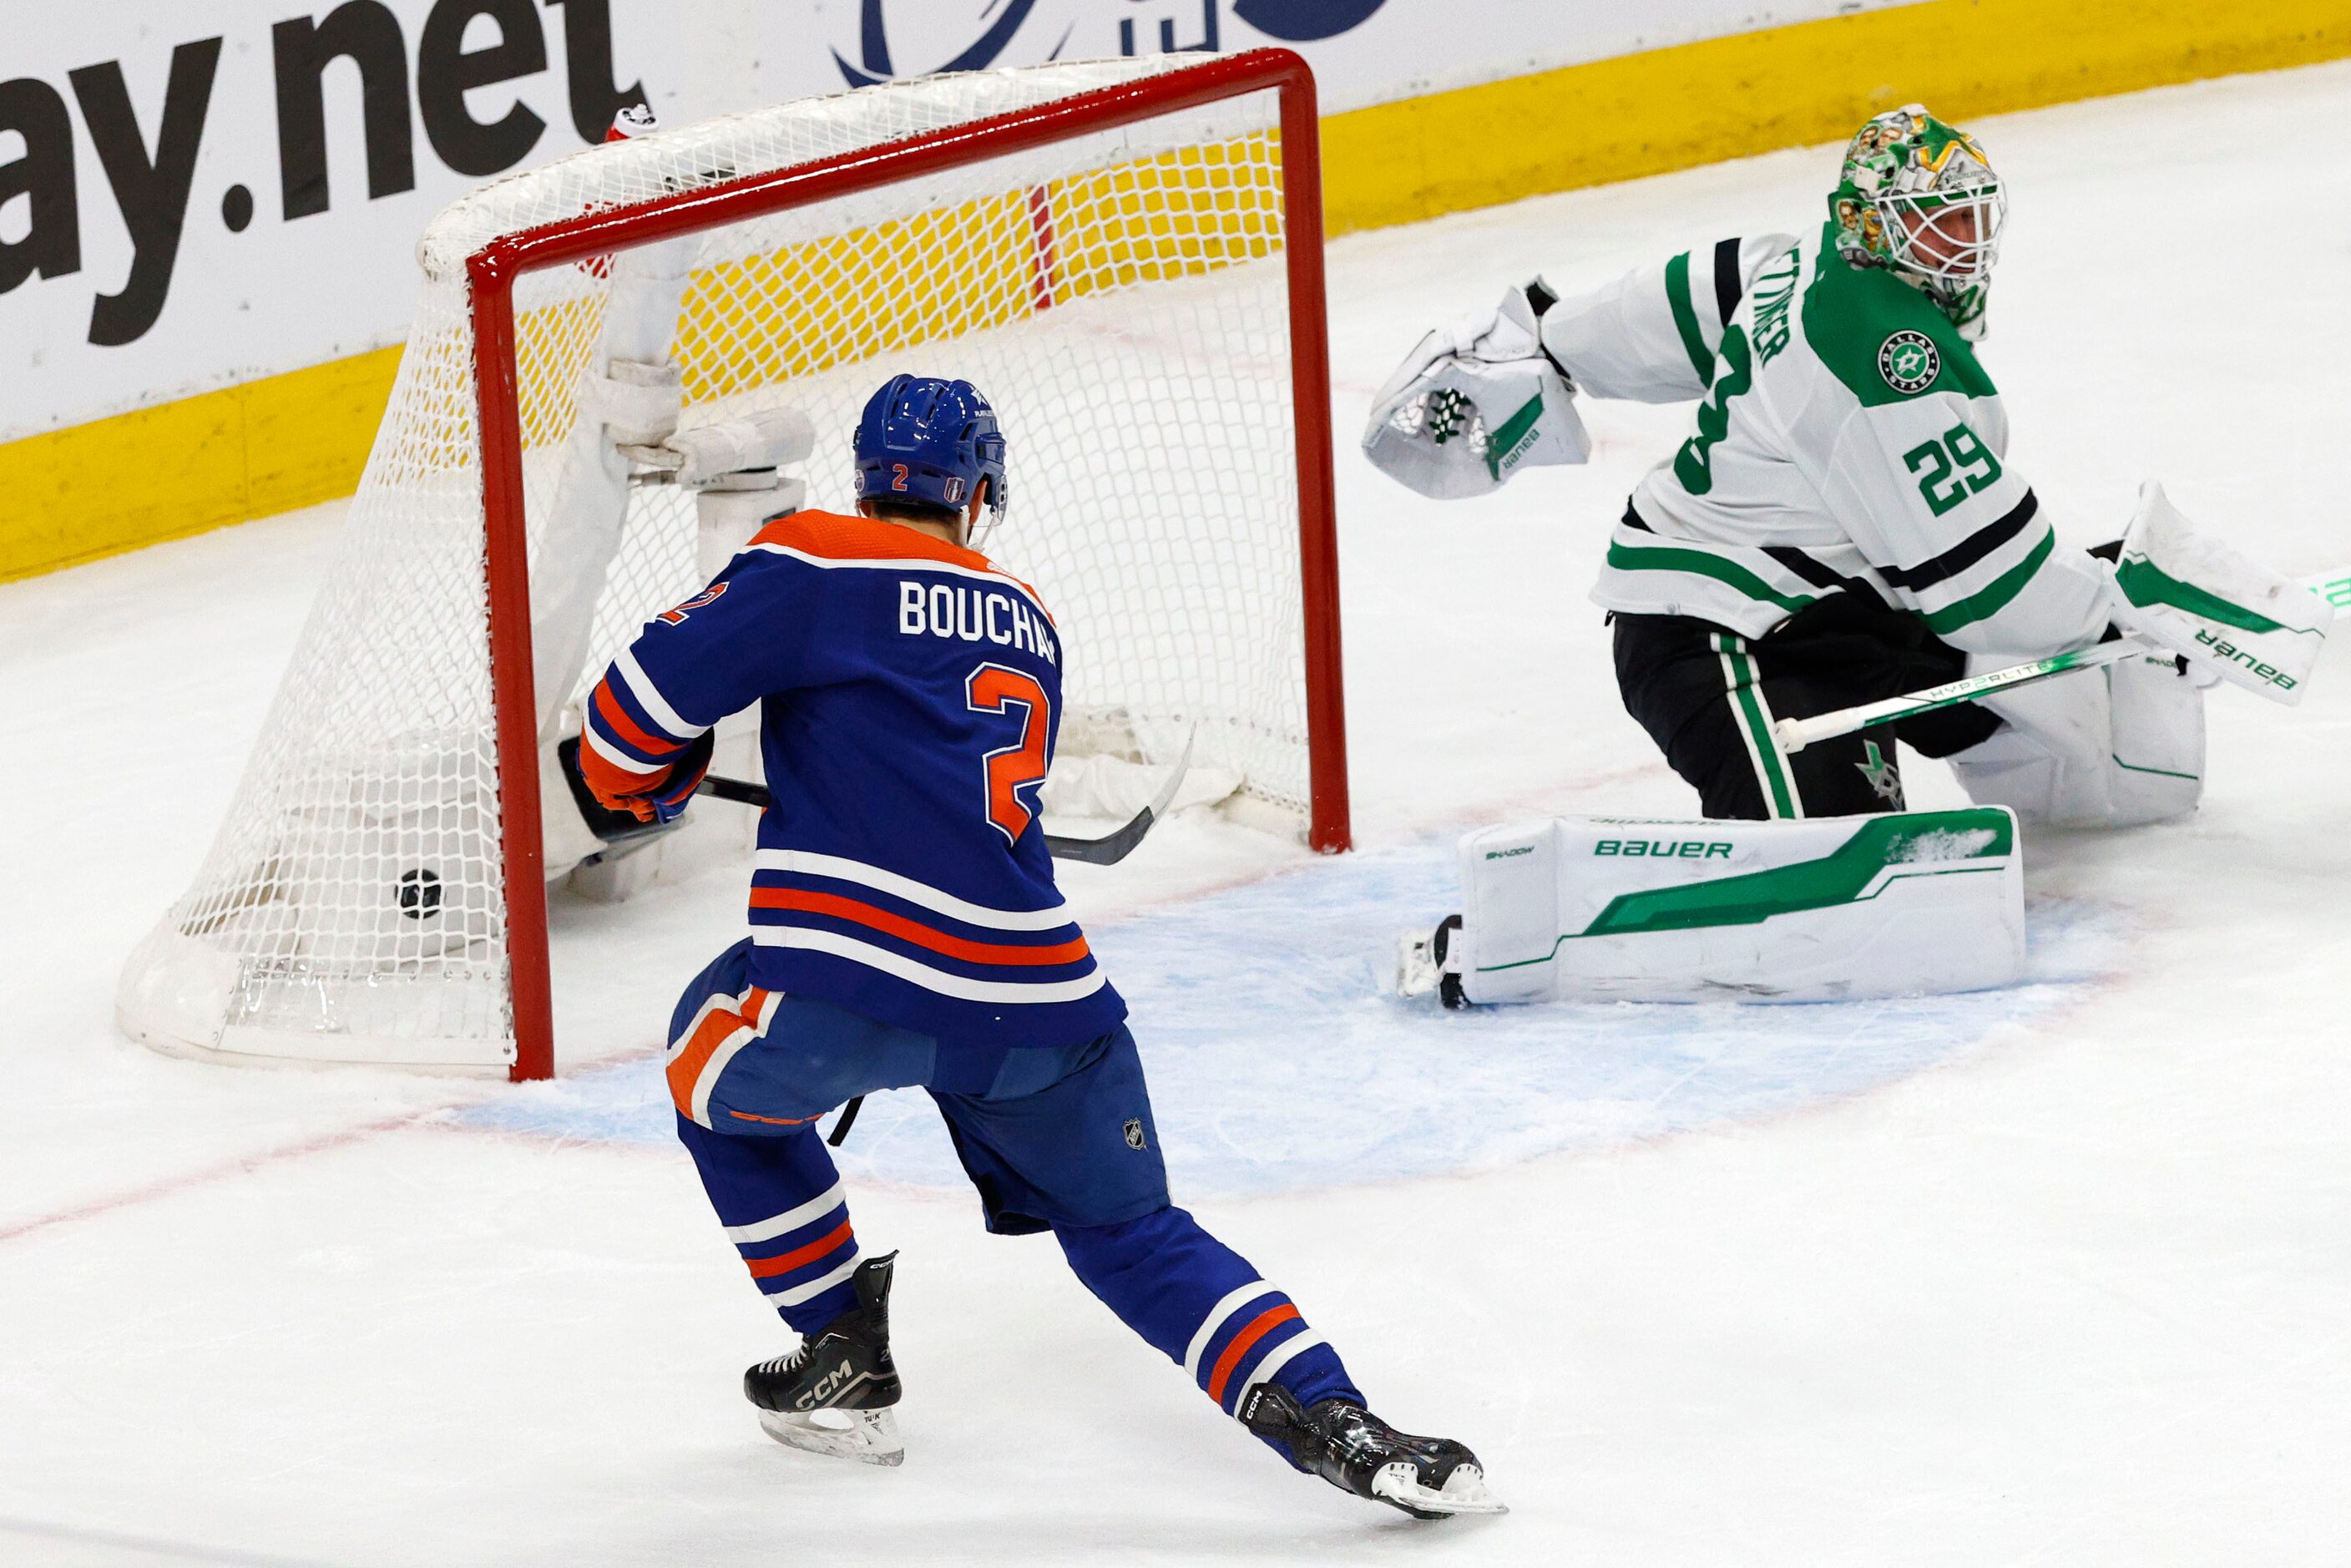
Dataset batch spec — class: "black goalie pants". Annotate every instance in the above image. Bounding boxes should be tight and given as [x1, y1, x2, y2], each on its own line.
[1610, 594, 2003, 821]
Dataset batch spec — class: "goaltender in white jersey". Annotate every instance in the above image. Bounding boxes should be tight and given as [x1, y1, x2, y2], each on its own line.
[1368, 103, 2202, 828]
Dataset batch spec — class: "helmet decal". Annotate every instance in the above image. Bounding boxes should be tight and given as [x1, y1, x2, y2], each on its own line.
[1828, 103, 2006, 336]
[850, 374, 1010, 535]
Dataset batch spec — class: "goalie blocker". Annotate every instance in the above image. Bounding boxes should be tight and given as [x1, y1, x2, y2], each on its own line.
[1398, 809, 2024, 1006]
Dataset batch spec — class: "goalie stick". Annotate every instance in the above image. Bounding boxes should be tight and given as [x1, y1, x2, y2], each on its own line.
[1774, 560, 2348, 755]
[695, 728, 1197, 867]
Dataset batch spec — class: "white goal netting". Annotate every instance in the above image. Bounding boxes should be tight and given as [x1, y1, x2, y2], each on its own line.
[119, 55, 1331, 1073]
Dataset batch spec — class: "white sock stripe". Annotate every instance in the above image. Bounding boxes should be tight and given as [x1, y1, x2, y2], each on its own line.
[613, 647, 704, 742]
[764, 1251, 862, 1307]
[1182, 1282, 1280, 1382]
[1232, 1331, 1327, 1409]
[725, 1181, 848, 1245]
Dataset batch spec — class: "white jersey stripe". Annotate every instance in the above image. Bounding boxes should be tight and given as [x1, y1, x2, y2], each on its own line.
[1182, 1282, 1278, 1382]
[726, 1181, 847, 1245]
[746, 542, 1053, 623]
[754, 848, 1073, 932]
[582, 721, 668, 776]
[613, 646, 703, 742]
[751, 925, 1106, 1004]
[690, 1020, 761, 1128]
[763, 1252, 862, 1307]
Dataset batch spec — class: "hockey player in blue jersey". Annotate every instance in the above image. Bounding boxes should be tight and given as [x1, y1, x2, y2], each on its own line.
[577, 375, 1500, 1518]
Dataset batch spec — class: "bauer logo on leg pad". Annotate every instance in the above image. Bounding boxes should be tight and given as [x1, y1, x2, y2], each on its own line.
[1456, 812, 2024, 1005]
[1593, 839, 1733, 858]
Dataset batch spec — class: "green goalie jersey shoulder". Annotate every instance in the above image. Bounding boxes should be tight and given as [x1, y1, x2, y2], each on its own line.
[1797, 221, 1995, 408]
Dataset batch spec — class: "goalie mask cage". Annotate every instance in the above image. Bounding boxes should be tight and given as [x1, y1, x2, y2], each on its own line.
[118, 50, 1346, 1081]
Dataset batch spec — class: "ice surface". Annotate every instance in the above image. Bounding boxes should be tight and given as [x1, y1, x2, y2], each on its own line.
[4, 64, 2351, 1565]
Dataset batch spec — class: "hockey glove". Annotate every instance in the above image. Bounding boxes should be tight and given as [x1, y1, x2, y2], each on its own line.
[1363, 281, 1589, 500]
[579, 728, 715, 827]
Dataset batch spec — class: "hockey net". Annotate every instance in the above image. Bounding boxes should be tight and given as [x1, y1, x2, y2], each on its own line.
[118, 51, 1344, 1078]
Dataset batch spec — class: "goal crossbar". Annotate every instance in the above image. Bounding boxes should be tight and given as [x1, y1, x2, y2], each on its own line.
[468, 48, 1347, 1080]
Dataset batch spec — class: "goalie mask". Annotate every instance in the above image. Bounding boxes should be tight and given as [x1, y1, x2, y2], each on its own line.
[1830, 104, 2006, 337]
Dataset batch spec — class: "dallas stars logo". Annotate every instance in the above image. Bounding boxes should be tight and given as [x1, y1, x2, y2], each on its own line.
[1856, 739, 1905, 807]
[1878, 330, 1940, 394]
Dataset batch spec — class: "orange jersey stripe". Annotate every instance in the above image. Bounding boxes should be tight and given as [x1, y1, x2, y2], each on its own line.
[592, 677, 685, 759]
[727, 1108, 826, 1127]
[744, 1217, 855, 1279]
[1206, 1304, 1302, 1406]
[748, 887, 1090, 968]
[665, 987, 768, 1117]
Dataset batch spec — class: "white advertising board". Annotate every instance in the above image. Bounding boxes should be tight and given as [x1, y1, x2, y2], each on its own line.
[0, 0, 1917, 442]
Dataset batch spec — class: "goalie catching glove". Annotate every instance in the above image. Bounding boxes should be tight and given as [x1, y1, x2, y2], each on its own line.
[1362, 281, 1591, 498]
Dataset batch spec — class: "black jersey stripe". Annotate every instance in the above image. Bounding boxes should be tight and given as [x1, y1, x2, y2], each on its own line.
[1882, 490, 2040, 592]
[1712, 236, 1745, 327]
[1762, 546, 1885, 603]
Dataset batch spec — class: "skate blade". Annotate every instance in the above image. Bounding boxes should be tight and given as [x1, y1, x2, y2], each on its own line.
[1372, 1460, 1508, 1518]
[757, 1406, 904, 1468]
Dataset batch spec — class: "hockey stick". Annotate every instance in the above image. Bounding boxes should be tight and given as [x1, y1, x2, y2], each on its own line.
[695, 727, 1197, 867]
[1774, 561, 2349, 755]
[1772, 640, 2147, 754]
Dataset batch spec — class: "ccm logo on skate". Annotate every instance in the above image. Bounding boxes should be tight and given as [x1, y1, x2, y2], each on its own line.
[796, 1359, 858, 1409]
[1595, 839, 1734, 858]
[2192, 630, 2297, 690]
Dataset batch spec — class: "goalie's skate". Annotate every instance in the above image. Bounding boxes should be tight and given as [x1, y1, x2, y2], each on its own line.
[1393, 913, 1467, 1010]
[745, 1252, 905, 1468]
[1240, 1383, 1504, 1520]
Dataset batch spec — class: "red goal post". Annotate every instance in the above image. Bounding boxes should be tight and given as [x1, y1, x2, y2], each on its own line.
[119, 50, 1347, 1084]
[479, 51, 1347, 1080]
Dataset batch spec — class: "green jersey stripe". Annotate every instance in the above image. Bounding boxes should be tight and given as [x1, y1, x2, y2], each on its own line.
[1607, 539, 1818, 614]
[1663, 250, 1714, 388]
[1921, 528, 2055, 635]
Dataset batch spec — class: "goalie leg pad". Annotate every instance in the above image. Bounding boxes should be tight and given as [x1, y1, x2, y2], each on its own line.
[1451, 811, 2024, 1004]
[1949, 653, 2203, 828]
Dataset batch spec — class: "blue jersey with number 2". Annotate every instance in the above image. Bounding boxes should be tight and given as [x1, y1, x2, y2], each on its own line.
[579, 509, 1125, 1051]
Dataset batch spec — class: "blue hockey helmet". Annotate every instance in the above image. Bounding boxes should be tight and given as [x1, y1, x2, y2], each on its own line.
[852, 375, 1008, 529]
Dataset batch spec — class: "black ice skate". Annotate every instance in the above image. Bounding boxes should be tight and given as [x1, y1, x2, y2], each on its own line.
[1394, 913, 1468, 1009]
[1240, 1383, 1504, 1519]
[743, 1252, 904, 1467]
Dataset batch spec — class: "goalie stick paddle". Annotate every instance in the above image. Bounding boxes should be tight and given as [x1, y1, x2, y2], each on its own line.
[1774, 560, 2350, 755]
[693, 728, 1197, 867]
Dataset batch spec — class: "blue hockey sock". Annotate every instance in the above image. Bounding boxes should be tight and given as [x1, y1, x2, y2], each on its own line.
[1054, 1206, 1362, 1429]
[675, 1112, 862, 1333]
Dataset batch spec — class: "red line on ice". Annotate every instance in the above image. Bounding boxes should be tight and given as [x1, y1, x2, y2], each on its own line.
[0, 1104, 458, 1247]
